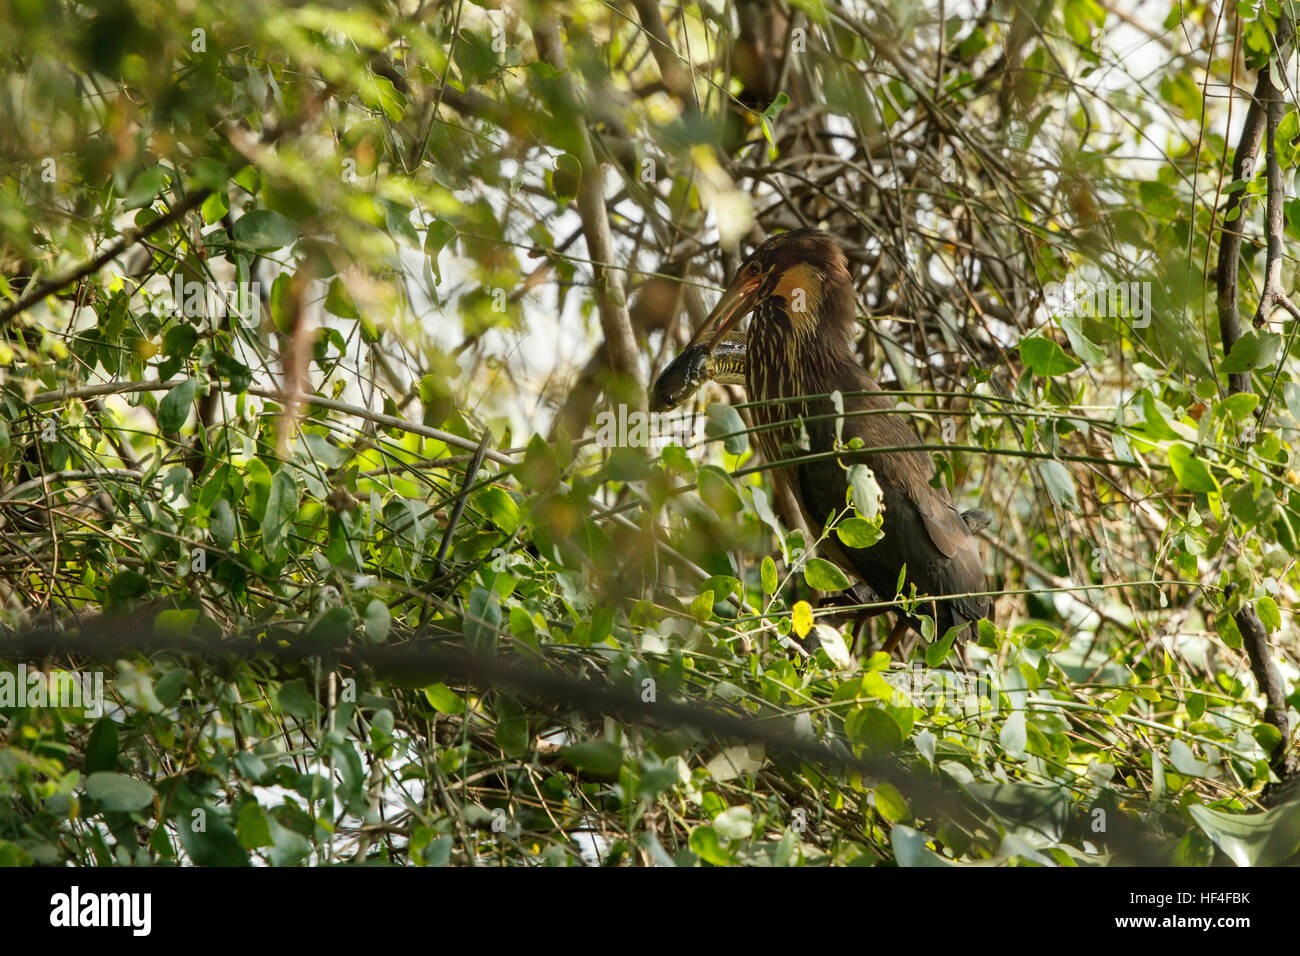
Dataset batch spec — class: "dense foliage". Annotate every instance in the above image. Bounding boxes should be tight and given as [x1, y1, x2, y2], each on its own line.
[1, 0, 1298, 866]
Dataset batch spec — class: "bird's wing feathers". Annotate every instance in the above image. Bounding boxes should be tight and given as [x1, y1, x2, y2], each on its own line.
[909, 485, 967, 560]
[789, 370, 988, 628]
[833, 373, 969, 562]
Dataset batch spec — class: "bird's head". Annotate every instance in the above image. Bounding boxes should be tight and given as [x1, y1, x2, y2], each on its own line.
[682, 228, 855, 361]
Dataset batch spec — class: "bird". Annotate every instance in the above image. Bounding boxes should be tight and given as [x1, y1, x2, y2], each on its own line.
[651, 228, 989, 651]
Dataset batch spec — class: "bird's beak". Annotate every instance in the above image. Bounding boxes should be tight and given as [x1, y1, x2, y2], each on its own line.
[648, 268, 765, 413]
[686, 269, 765, 353]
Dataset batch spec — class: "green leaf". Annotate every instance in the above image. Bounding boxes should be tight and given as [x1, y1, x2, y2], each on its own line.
[1218, 392, 1259, 421]
[563, 741, 624, 776]
[759, 92, 790, 153]
[999, 711, 1027, 759]
[277, 680, 315, 720]
[363, 598, 391, 643]
[157, 377, 197, 433]
[476, 487, 520, 534]
[413, 830, 452, 866]
[705, 403, 749, 456]
[261, 469, 300, 555]
[1256, 596, 1281, 632]
[381, 200, 420, 247]
[1189, 800, 1300, 866]
[1220, 330, 1280, 374]
[836, 516, 882, 548]
[762, 92, 791, 122]
[713, 806, 754, 841]
[178, 807, 249, 866]
[891, 825, 954, 867]
[233, 751, 268, 783]
[155, 667, 188, 706]
[845, 705, 903, 754]
[213, 352, 252, 393]
[85, 772, 155, 812]
[689, 825, 735, 865]
[236, 803, 274, 849]
[210, 499, 237, 547]
[690, 589, 715, 622]
[1020, 335, 1081, 376]
[787, 0, 828, 26]
[697, 465, 744, 514]
[1058, 311, 1106, 364]
[804, 557, 850, 591]
[1283, 382, 1300, 423]
[924, 623, 960, 666]
[760, 555, 778, 594]
[464, 586, 500, 655]
[123, 166, 168, 210]
[201, 189, 229, 224]
[1037, 459, 1078, 511]
[494, 696, 528, 756]
[424, 220, 458, 281]
[830, 389, 845, 446]
[750, 485, 785, 542]
[811, 623, 853, 668]
[323, 277, 359, 319]
[1151, 752, 1166, 801]
[161, 322, 198, 366]
[874, 783, 911, 824]
[193, 157, 227, 190]
[85, 719, 119, 775]
[424, 683, 465, 714]
[548, 154, 582, 204]
[1252, 722, 1283, 754]
[364, 73, 406, 121]
[108, 569, 150, 603]
[1168, 443, 1218, 493]
[305, 606, 353, 644]
[268, 818, 311, 867]
[1169, 739, 1209, 777]
[232, 209, 300, 252]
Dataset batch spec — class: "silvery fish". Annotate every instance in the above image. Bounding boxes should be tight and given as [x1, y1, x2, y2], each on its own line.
[649, 330, 748, 412]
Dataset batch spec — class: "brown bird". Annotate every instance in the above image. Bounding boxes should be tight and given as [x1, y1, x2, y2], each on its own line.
[651, 229, 988, 649]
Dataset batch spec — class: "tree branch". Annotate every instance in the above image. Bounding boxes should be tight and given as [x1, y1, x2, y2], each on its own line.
[531, 17, 645, 408]
[1214, 20, 1298, 787]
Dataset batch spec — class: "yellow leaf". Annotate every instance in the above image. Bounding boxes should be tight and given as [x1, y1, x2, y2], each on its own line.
[792, 601, 813, 638]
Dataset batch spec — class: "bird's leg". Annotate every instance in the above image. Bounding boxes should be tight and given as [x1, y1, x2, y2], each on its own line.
[849, 614, 875, 657]
[814, 581, 883, 622]
[881, 617, 911, 657]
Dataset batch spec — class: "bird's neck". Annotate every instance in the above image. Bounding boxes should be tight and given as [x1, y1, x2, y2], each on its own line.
[746, 300, 855, 401]
[746, 295, 857, 460]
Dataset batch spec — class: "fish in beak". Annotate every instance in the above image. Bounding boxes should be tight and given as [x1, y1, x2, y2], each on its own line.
[649, 266, 765, 412]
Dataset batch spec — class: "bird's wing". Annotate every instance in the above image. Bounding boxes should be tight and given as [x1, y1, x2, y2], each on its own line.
[908, 484, 968, 560]
[792, 366, 988, 624]
[832, 367, 970, 562]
